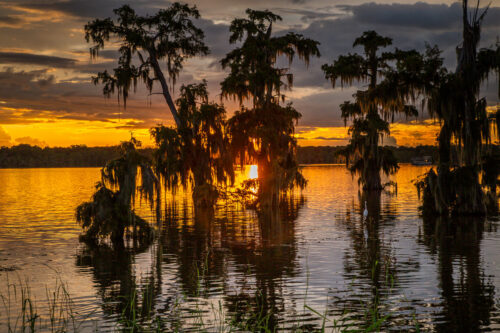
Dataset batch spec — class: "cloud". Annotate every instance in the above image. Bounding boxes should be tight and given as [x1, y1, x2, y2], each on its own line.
[0, 15, 23, 27]
[0, 1, 498, 147]
[359, 2, 499, 29]
[0, 126, 12, 146]
[382, 135, 397, 147]
[12, 0, 174, 19]
[303, 136, 345, 141]
[274, 8, 340, 22]
[0, 67, 177, 128]
[0, 52, 77, 68]
[15, 136, 47, 147]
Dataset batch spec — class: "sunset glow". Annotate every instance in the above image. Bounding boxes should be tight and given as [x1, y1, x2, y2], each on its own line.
[0, 1, 497, 148]
[1, 1, 500, 331]
[249, 165, 259, 179]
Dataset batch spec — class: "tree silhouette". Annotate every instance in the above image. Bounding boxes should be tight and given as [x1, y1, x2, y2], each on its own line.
[150, 81, 234, 207]
[220, 9, 320, 205]
[416, 0, 500, 215]
[85, 4, 237, 207]
[322, 31, 436, 190]
[84, 3, 209, 128]
[76, 138, 158, 245]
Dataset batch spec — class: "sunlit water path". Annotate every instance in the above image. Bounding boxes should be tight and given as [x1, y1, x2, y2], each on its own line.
[0, 166, 499, 331]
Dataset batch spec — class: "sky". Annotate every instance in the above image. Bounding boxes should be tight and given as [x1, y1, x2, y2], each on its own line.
[0, 0, 499, 148]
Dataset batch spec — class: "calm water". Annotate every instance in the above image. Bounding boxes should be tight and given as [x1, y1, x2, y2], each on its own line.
[0, 165, 499, 332]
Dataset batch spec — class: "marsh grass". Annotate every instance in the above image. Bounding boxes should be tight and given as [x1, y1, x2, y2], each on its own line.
[115, 255, 396, 332]
[0, 258, 402, 332]
[0, 275, 97, 333]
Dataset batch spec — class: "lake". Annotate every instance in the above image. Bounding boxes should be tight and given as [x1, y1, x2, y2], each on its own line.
[0, 165, 499, 332]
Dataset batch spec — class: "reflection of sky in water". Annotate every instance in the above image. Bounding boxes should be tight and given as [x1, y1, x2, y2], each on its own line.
[0, 165, 499, 331]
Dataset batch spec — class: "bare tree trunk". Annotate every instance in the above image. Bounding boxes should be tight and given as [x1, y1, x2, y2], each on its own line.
[148, 48, 182, 128]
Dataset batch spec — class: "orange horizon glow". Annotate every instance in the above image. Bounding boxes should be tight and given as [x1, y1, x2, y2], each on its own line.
[2, 107, 498, 148]
[0, 122, 441, 148]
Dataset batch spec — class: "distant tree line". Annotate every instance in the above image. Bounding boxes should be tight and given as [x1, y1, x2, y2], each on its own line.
[296, 146, 442, 165]
[0, 143, 448, 168]
[0, 144, 152, 168]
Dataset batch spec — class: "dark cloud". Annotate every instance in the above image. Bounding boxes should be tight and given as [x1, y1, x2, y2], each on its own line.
[0, 15, 23, 25]
[292, 89, 356, 127]
[14, 0, 171, 19]
[274, 8, 340, 22]
[197, 19, 231, 59]
[339, 2, 460, 29]
[347, 2, 500, 29]
[0, 52, 77, 68]
[279, 2, 500, 128]
[0, 0, 499, 141]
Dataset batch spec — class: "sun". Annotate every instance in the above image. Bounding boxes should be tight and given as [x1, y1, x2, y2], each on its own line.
[248, 165, 258, 179]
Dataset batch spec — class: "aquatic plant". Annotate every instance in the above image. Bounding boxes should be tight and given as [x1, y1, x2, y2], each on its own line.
[76, 138, 158, 245]
[0, 276, 89, 333]
[221, 9, 320, 206]
[416, 0, 500, 215]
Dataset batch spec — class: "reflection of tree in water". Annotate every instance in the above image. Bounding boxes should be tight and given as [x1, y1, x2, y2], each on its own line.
[225, 196, 305, 330]
[331, 190, 419, 329]
[75, 239, 165, 329]
[418, 216, 496, 333]
[74, 194, 304, 330]
[160, 194, 305, 330]
[342, 192, 398, 289]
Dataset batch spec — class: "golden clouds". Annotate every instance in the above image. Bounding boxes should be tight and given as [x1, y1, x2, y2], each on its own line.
[296, 120, 441, 147]
[390, 120, 441, 147]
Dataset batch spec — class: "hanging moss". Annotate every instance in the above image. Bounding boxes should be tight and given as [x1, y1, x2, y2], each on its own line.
[151, 81, 234, 208]
[220, 9, 320, 206]
[76, 138, 158, 245]
[323, 31, 441, 191]
[417, 0, 500, 216]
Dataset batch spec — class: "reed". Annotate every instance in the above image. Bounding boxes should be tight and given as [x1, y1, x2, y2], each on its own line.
[0, 261, 401, 332]
[0, 275, 94, 333]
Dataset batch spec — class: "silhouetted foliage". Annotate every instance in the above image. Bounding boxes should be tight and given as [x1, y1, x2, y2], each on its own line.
[85, 2, 209, 128]
[76, 138, 157, 245]
[416, 0, 500, 215]
[221, 9, 320, 206]
[0, 144, 127, 168]
[0, 144, 449, 168]
[322, 31, 441, 190]
[150, 81, 234, 207]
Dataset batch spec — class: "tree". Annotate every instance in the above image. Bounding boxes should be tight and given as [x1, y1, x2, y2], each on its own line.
[84, 3, 209, 128]
[76, 138, 158, 246]
[85, 4, 235, 207]
[417, 0, 500, 215]
[150, 81, 234, 207]
[322, 31, 439, 190]
[220, 9, 320, 206]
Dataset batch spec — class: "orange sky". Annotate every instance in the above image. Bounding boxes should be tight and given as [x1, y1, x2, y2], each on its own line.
[0, 117, 444, 147]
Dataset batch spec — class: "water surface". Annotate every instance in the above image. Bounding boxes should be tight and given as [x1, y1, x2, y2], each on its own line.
[0, 166, 499, 331]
